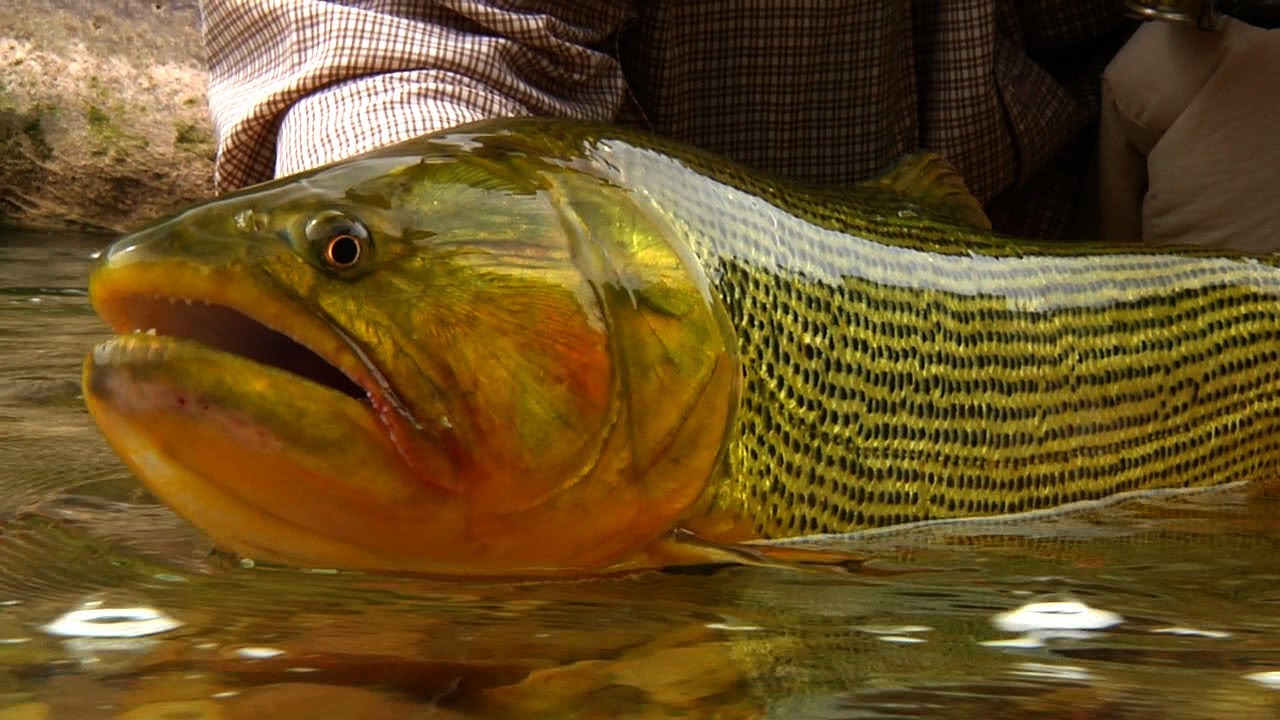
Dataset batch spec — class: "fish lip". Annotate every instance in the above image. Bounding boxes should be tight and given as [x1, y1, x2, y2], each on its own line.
[91, 287, 374, 405]
[88, 333, 372, 411]
[86, 259, 425, 478]
[82, 340, 435, 572]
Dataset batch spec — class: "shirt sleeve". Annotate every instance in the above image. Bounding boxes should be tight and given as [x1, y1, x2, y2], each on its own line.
[199, 0, 632, 191]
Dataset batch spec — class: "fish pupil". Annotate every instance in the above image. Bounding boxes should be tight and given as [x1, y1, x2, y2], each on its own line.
[326, 235, 361, 267]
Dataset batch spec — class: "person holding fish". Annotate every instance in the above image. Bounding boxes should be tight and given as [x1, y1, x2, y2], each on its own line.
[1099, 6, 1280, 252]
[197, 1, 1280, 251]
[198, 1, 1136, 240]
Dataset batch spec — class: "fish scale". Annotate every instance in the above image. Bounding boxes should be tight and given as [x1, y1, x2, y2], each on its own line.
[584, 136, 1280, 538]
[82, 118, 1280, 573]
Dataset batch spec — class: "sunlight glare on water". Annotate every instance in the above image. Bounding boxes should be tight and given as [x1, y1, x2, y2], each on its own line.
[2, 229, 1280, 719]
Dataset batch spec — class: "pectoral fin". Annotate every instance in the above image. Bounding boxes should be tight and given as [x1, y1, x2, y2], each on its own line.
[623, 528, 879, 575]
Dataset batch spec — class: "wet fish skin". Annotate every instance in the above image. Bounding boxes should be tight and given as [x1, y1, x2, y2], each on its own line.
[82, 118, 1280, 575]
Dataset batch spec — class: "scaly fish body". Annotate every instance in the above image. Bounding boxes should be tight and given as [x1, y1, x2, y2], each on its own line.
[83, 119, 1280, 575]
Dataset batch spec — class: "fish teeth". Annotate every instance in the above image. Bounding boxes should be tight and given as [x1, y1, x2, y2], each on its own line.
[147, 294, 204, 305]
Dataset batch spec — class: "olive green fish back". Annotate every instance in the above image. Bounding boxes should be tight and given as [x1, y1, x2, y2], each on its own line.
[587, 136, 1280, 538]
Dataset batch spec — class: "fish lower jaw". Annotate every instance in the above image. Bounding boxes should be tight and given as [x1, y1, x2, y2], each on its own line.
[93, 333, 172, 366]
[139, 293, 208, 308]
[83, 385, 420, 573]
[86, 333, 375, 418]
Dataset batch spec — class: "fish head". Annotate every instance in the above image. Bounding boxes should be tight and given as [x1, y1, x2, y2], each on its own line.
[83, 123, 739, 575]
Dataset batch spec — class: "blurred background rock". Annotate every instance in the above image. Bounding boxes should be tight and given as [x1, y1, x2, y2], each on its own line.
[0, 0, 212, 232]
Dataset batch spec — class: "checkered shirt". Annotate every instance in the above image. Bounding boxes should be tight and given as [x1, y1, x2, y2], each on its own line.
[200, 0, 1131, 237]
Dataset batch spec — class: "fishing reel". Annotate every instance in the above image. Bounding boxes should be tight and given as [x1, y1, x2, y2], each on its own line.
[1125, 0, 1280, 29]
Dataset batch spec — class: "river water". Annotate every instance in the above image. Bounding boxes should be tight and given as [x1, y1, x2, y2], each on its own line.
[2, 228, 1280, 719]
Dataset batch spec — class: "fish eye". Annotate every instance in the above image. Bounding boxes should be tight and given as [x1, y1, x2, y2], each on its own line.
[305, 211, 371, 272]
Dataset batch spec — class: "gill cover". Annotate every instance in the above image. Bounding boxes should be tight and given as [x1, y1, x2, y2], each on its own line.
[372, 130, 743, 563]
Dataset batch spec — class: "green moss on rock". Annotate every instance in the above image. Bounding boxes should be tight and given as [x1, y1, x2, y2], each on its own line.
[0, 102, 57, 162]
[173, 120, 207, 146]
[84, 103, 148, 158]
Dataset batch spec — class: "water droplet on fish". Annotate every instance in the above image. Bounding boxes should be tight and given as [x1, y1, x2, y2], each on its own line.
[234, 209, 255, 233]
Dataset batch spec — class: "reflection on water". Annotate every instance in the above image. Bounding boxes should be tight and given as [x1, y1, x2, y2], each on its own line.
[2, 229, 1280, 719]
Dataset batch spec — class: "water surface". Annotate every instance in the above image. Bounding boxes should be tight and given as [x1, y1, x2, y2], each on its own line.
[2, 229, 1280, 719]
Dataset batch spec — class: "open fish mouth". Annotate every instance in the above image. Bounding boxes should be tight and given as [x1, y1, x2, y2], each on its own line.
[79, 262, 453, 571]
[83, 256, 451, 496]
[83, 251, 391, 413]
[95, 295, 367, 402]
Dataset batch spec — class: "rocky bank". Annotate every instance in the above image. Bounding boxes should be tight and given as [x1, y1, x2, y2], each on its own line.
[1, 0, 214, 232]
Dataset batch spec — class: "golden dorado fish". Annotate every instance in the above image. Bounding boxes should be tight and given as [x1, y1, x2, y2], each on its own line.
[83, 118, 1280, 576]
